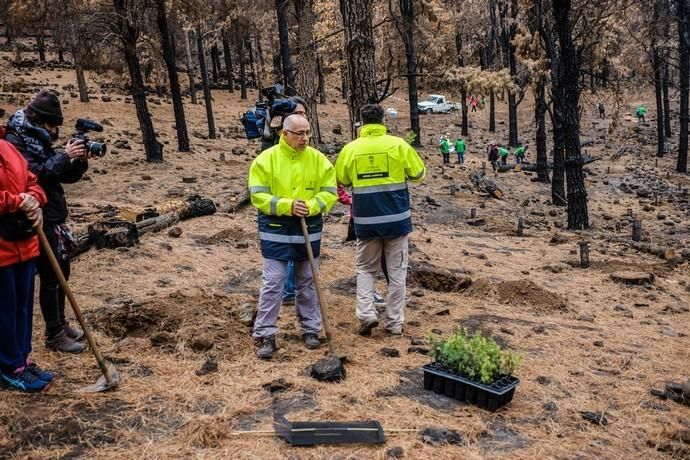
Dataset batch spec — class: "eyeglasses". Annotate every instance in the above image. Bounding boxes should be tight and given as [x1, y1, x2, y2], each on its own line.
[285, 130, 311, 138]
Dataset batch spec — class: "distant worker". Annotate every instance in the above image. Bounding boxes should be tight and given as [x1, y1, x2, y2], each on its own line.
[597, 101, 605, 119]
[439, 133, 451, 165]
[454, 137, 466, 164]
[636, 105, 647, 123]
[498, 145, 510, 165]
[513, 143, 529, 164]
[488, 143, 499, 173]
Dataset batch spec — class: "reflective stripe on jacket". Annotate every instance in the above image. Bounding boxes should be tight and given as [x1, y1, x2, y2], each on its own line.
[248, 135, 337, 261]
[335, 123, 425, 239]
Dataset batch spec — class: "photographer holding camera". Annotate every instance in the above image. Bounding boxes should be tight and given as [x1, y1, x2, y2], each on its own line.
[5, 89, 89, 354]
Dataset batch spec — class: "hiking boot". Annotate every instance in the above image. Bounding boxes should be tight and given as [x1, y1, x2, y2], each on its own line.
[0, 368, 49, 393]
[46, 331, 86, 354]
[64, 324, 84, 341]
[25, 361, 55, 382]
[302, 333, 321, 350]
[385, 326, 403, 336]
[256, 336, 276, 359]
[356, 318, 379, 337]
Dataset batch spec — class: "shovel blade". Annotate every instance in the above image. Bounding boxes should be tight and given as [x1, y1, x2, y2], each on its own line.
[78, 363, 120, 393]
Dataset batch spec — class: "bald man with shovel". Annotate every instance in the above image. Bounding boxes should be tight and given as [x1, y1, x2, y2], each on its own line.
[248, 115, 337, 359]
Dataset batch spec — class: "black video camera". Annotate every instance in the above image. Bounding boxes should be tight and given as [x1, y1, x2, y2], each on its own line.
[72, 119, 107, 157]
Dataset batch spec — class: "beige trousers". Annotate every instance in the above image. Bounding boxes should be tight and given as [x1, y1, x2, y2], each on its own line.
[355, 235, 409, 331]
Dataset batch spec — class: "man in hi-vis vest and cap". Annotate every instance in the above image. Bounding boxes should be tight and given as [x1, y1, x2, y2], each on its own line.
[335, 104, 426, 337]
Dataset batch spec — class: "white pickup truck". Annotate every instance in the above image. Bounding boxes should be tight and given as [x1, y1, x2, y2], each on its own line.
[418, 94, 459, 114]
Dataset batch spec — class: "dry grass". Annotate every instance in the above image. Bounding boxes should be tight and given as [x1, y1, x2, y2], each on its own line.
[0, 51, 689, 459]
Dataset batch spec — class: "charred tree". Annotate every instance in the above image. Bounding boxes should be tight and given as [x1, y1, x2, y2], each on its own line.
[553, 0, 588, 228]
[222, 28, 234, 92]
[276, 0, 296, 95]
[535, 73, 550, 183]
[317, 53, 327, 104]
[653, 0, 665, 157]
[183, 28, 197, 104]
[238, 30, 247, 100]
[456, 30, 469, 137]
[294, 0, 322, 143]
[210, 43, 220, 84]
[247, 33, 258, 89]
[112, 0, 162, 162]
[395, 0, 421, 146]
[155, 0, 189, 152]
[196, 27, 216, 139]
[487, 0, 498, 132]
[339, 0, 378, 130]
[502, 0, 520, 146]
[663, 61, 672, 137]
[677, 0, 689, 173]
[73, 49, 89, 102]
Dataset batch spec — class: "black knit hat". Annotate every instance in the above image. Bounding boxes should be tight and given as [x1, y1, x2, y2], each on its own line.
[28, 89, 63, 126]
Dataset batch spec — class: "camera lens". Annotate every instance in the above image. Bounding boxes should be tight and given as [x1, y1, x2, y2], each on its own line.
[86, 141, 107, 157]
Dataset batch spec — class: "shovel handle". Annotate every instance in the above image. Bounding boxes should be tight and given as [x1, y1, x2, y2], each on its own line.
[37, 226, 113, 385]
[299, 217, 336, 356]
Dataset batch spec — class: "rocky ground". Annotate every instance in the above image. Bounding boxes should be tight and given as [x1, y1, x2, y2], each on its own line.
[0, 53, 689, 459]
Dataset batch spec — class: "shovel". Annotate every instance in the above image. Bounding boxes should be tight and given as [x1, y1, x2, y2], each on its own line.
[299, 217, 346, 381]
[37, 226, 119, 392]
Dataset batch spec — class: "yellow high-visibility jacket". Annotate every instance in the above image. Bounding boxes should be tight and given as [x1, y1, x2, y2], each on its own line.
[248, 135, 337, 260]
[335, 123, 425, 239]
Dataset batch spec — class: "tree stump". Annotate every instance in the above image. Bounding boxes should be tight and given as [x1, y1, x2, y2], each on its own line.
[579, 241, 590, 268]
[632, 219, 642, 242]
[611, 271, 654, 285]
[517, 217, 524, 236]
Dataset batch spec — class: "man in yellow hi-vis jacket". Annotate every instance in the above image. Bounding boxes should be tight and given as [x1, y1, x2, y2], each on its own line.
[248, 115, 337, 359]
[335, 104, 426, 337]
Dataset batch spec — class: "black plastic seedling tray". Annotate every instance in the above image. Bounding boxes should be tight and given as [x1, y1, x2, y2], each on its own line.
[422, 363, 519, 411]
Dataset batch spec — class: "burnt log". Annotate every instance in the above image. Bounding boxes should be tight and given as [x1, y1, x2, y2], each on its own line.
[87, 221, 139, 249]
[498, 155, 599, 173]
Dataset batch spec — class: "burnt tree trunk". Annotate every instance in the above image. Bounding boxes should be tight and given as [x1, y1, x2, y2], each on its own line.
[317, 53, 327, 104]
[113, 0, 162, 162]
[339, 0, 378, 130]
[294, 0, 322, 143]
[535, 73, 550, 183]
[654, 47, 665, 157]
[196, 27, 216, 139]
[238, 30, 247, 100]
[247, 33, 258, 89]
[36, 34, 46, 62]
[73, 48, 89, 102]
[183, 28, 197, 104]
[506, 0, 519, 146]
[553, 0, 588, 229]
[677, 0, 689, 173]
[489, 90, 496, 132]
[222, 28, 234, 92]
[276, 0, 296, 95]
[487, 0, 498, 132]
[210, 43, 220, 84]
[398, 0, 421, 146]
[456, 31, 469, 137]
[155, 0, 189, 152]
[255, 33, 266, 84]
[663, 61, 672, 137]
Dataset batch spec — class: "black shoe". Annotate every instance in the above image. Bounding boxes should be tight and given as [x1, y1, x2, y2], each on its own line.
[46, 331, 86, 354]
[64, 324, 84, 341]
[302, 333, 321, 349]
[256, 336, 276, 359]
[357, 319, 379, 337]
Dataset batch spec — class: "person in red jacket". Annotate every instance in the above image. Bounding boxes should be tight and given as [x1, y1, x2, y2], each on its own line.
[0, 137, 54, 392]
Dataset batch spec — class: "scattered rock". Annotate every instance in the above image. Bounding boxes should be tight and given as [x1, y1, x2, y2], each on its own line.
[532, 325, 546, 334]
[190, 333, 214, 352]
[407, 346, 430, 355]
[543, 401, 559, 411]
[234, 240, 249, 249]
[195, 357, 218, 376]
[182, 176, 197, 183]
[411, 288, 424, 297]
[141, 174, 153, 181]
[435, 309, 450, 316]
[580, 411, 609, 426]
[419, 426, 464, 446]
[570, 368, 585, 376]
[168, 227, 183, 238]
[543, 262, 569, 273]
[310, 357, 346, 382]
[101, 95, 112, 102]
[332, 124, 342, 135]
[386, 446, 405, 459]
[380, 347, 400, 358]
[536, 375, 552, 385]
[238, 303, 255, 326]
[262, 378, 292, 393]
[593, 340, 604, 347]
[550, 233, 569, 245]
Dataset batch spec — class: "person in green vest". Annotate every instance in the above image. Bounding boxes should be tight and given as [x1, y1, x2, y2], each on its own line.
[513, 143, 529, 164]
[636, 106, 647, 123]
[439, 133, 450, 165]
[454, 137, 466, 164]
[498, 145, 510, 165]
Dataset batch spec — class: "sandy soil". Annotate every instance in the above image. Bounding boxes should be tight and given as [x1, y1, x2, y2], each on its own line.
[0, 54, 689, 459]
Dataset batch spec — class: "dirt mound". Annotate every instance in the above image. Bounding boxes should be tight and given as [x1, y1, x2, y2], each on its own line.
[408, 261, 472, 292]
[195, 226, 253, 245]
[467, 278, 568, 313]
[92, 292, 253, 357]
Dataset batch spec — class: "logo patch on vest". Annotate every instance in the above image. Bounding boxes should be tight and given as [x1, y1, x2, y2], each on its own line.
[355, 152, 390, 180]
